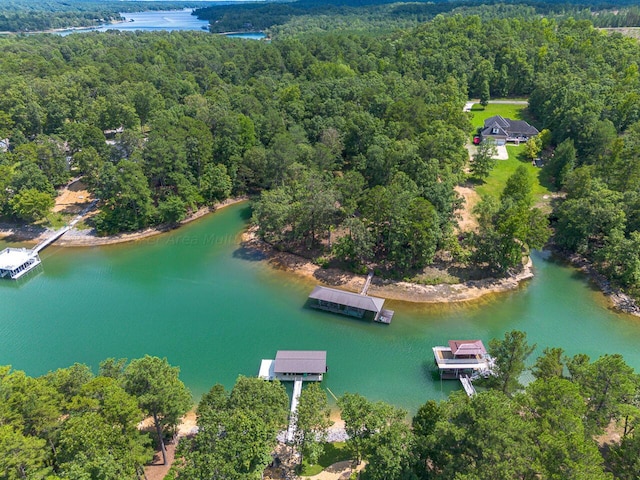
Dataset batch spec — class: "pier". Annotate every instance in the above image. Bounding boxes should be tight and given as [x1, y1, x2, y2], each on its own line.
[433, 340, 494, 396]
[286, 380, 303, 442]
[258, 350, 327, 443]
[32, 226, 71, 254]
[360, 271, 374, 295]
[1, 225, 71, 280]
[1, 199, 97, 280]
[459, 375, 476, 397]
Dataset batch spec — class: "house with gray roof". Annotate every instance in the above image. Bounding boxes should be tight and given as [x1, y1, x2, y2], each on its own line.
[480, 115, 539, 144]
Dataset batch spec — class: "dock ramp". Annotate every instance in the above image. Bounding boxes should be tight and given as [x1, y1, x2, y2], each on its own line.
[460, 375, 476, 397]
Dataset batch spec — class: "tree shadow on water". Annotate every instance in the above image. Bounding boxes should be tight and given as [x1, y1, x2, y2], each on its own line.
[232, 245, 267, 261]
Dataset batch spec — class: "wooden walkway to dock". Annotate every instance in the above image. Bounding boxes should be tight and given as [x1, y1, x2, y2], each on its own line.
[459, 375, 476, 397]
[32, 199, 97, 254]
[32, 226, 71, 253]
[286, 379, 303, 443]
[360, 271, 374, 295]
[360, 272, 394, 324]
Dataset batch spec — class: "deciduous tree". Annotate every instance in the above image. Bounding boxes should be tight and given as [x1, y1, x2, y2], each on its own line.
[123, 356, 191, 465]
[486, 330, 536, 396]
[294, 382, 332, 466]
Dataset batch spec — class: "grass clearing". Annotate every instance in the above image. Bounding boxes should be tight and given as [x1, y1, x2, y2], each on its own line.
[468, 100, 549, 201]
[299, 442, 350, 477]
[475, 145, 550, 200]
[42, 211, 68, 229]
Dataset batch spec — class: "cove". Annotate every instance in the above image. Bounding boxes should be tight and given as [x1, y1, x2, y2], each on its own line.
[2, 202, 640, 413]
[56, 9, 210, 35]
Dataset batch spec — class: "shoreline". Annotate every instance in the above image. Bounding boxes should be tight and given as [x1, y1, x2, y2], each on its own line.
[0, 196, 248, 248]
[5, 195, 637, 313]
[240, 229, 534, 304]
[548, 246, 640, 318]
[0, 19, 127, 36]
[245, 231, 640, 314]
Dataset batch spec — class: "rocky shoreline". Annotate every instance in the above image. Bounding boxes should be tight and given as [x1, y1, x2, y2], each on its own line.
[556, 249, 640, 317]
[241, 229, 535, 304]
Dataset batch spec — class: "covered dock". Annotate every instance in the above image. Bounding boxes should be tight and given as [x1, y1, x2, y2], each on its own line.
[259, 350, 327, 382]
[258, 350, 327, 443]
[433, 340, 493, 380]
[0, 248, 41, 280]
[307, 285, 394, 324]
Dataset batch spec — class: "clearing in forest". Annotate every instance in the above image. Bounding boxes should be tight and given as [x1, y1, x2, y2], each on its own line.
[467, 101, 551, 201]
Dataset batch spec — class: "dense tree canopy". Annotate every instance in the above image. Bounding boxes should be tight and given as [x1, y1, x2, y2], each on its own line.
[1, 340, 639, 479]
[0, 360, 157, 479]
[0, 2, 639, 287]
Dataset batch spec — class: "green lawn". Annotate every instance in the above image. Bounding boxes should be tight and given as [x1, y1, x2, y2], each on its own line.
[475, 145, 550, 200]
[299, 442, 350, 477]
[468, 101, 550, 201]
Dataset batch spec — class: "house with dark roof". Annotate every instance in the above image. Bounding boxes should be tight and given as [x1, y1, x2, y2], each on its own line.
[480, 115, 539, 144]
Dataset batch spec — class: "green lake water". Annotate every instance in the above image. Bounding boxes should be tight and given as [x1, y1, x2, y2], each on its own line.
[2, 202, 640, 413]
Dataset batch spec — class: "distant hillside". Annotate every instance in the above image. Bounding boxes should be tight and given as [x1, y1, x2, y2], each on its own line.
[0, 0, 214, 32]
[195, 0, 640, 34]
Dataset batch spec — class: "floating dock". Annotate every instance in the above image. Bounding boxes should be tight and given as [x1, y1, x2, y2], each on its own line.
[0, 225, 69, 280]
[258, 350, 327, 443]
[307, 284, 394, 324]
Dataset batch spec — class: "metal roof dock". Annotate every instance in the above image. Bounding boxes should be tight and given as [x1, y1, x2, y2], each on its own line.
[307, 285, 394, 324]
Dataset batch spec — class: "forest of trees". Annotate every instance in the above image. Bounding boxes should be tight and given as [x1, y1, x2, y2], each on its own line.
[3, 333, 640, 479]
[0, 355, 191, 479]
[195, 0, 640, 36]
[0, 6, 639, 288]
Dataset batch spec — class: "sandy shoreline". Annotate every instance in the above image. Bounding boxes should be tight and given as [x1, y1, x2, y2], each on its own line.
[5, 194, 635, 311]
[245, 231, 639, 312]
[240, 229, 534, 304]
[0, 196, 248, 248]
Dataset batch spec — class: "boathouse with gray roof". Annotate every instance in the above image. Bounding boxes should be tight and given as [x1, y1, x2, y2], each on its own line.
[307, 285, 394, 324]
[258, 350, 328, 442]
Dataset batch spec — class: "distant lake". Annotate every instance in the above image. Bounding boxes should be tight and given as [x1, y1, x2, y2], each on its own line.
[57, 9, 210, 35]
[55, 9, 267, 39]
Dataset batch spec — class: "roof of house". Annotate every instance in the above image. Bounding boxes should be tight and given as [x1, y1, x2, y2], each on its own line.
[448, 340, 487, 356]
[481, 115, 539, 138]
[308, 285, 385, 313]
[274, 350, 327, 374]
